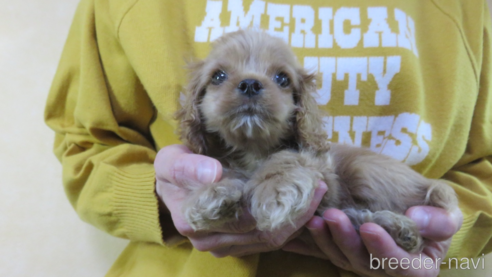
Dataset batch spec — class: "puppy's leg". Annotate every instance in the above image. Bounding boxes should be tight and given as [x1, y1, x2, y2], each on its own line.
[183, 178, 244, 231]
[246, 150, 328, 231]
[330, 143, 458, 210]
[328, 144, 458, 252]
[343, 208, 423, 253]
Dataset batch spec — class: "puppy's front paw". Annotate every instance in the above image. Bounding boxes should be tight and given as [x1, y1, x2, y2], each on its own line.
[184, 179, 243, 231]
[249, 172, 316, 231]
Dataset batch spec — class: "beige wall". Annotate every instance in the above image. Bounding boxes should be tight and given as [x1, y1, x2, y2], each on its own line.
[1, 0, 492, 276]
[0, 1, 128, 276]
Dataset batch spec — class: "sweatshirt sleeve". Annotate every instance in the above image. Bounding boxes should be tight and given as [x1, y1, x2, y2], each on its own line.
[444, 2, 492, 258]
[45, 0, 165, 245]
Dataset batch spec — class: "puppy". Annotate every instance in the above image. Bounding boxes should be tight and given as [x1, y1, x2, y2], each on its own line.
[176, 29, 457, 253]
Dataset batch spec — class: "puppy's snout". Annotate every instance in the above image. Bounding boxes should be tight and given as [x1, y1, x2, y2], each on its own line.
[237, 79, 263, 97]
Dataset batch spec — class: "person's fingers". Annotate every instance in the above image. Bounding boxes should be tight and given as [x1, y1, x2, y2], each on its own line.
[406, 206, 463, 241]
[360, 223, 440, 277]
[282, 238, 329, 260]
[191, 231, 263, 252]
[191, 223, 300, 252]
[208, 227, 304, 257]
[323, 209, 370, 265]
[154, 146, 224, 239]
[323, 209, 391, 277]
[155, 144, 222, 186]
[304, 216, 350, 268]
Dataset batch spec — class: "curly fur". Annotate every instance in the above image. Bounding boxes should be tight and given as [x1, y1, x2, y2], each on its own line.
[175, 30, 458, 253]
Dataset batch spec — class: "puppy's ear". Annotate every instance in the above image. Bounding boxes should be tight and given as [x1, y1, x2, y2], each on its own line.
[294, 69, 330, 153]
[175, 60, 208, 154]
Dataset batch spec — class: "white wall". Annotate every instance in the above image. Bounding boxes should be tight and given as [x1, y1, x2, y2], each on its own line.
[1, 0, 491, 276]
[0, 1, 128, 276]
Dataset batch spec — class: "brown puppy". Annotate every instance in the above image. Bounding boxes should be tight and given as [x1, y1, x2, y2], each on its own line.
[176, 29, 457, 253]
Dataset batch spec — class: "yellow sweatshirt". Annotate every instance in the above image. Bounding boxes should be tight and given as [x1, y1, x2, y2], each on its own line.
[45, 0, 492, 276]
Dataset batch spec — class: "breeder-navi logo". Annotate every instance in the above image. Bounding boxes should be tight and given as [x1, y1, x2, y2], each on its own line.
[370, 254, 487, 270]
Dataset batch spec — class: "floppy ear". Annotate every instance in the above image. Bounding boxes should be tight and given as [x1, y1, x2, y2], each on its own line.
[293, 69, 330, 153]
[175, 60, 209, 154]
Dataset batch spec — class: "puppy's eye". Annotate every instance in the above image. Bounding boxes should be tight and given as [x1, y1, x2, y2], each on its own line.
[211, 70, 227, 85]
[274, 72, 290, 88]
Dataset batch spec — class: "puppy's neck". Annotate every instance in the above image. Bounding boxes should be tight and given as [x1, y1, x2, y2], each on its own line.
[222, 145, 278, 172]
[205, 131, 295, 172]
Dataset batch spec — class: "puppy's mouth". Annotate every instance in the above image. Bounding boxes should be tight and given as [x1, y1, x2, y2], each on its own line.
[234, 104, 264, 116]
[222, 103, 271, 138]
[223, 102, 268, 118]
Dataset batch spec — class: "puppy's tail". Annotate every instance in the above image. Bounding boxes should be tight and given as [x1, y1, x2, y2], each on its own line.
[424, 180, 458, 211]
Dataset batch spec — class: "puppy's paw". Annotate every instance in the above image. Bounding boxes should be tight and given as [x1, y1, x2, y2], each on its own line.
[184, 179, 243, 231]
[249, 173, 315, 231]
[343, 209, 424, 253]
[393, 221, 423, 253]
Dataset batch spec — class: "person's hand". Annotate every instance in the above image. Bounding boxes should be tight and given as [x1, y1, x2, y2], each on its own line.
[154, 144, 328, 257]
[283, 206, 463, 277]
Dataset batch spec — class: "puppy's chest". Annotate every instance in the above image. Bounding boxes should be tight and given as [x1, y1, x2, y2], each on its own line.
[220, 154, 269, 180]
[219, 151, 267, 171]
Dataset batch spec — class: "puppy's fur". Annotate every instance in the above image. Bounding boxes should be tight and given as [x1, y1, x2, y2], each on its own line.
[176, 30, 457, 253]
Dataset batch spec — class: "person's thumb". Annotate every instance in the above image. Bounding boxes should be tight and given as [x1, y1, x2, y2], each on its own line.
[155, 144, 222, 185]
[406, 206, 463, 241]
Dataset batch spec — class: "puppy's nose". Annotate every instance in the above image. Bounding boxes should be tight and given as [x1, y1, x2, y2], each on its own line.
[237, 79, 263, 97]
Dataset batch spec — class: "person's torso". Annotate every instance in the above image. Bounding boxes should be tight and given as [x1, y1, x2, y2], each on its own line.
[100, 1, 485, 276]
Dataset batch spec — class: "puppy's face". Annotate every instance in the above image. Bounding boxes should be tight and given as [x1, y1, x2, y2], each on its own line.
[178, 30, 327, 156]
[193, 31, 303, 149]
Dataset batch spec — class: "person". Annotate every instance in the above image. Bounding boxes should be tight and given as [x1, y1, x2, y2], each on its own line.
[45, 0, 491, 276]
